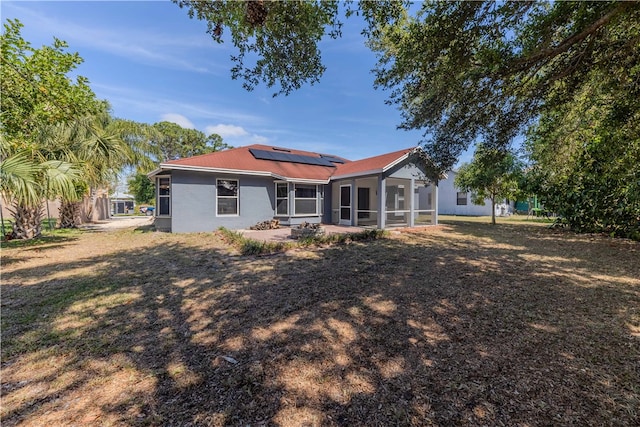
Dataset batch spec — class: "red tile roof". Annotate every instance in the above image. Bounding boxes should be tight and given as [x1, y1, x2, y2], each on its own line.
[158, 144, 415, 182]
[333, 147, 413, 178]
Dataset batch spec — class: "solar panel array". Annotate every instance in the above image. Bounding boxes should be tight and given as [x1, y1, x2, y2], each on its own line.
[320, 154, 346, 164]
[249, 148, 336, 167]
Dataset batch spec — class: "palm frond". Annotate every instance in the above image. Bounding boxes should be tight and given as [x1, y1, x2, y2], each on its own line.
[42, 159, 82, 201]
[0, 152, 41, 206]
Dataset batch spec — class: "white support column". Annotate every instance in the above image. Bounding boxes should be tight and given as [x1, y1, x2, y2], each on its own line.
[409, 177, 415, 227]
[378, 176, 386, 229]
[289, 183, 295, 219]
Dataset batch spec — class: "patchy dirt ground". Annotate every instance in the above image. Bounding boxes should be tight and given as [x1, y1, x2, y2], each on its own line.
[1, 221, 639, 426]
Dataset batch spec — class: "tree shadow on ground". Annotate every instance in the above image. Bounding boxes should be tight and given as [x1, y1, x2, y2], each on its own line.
[0, 233, 79, 250]
[1, 226, 639, 426]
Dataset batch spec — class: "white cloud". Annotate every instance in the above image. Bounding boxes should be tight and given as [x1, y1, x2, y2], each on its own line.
[205, 124, 249, 138]
[204, 124, 269, 145]
[92, 83, 266, 126]
[250, 135, 269, 144]
[160, 113, 195, 129]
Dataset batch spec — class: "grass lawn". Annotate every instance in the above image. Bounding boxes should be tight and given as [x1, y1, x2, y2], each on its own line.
[1, 221, 639, 426]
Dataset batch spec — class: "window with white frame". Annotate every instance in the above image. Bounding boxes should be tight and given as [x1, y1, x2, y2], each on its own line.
[275, 182, 288, 216]
[217, 179, 238, 215]
[457, 191, 468, 205]
[294, 184, 317, 215]
[157, 177, 171, 216]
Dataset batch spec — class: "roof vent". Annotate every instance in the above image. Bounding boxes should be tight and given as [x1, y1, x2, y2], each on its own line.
[272, 147, 291, 152]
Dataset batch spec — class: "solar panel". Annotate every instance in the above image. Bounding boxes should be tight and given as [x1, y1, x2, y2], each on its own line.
[249, 149, 272, 161]
[320, 154, 346, 164]
[250, 148, 335, 167]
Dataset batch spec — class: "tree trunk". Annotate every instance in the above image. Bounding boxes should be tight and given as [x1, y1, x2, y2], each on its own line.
[491, 196, 496, 225]
[9, 203, 44, 239]
[59, 200, 81, 228]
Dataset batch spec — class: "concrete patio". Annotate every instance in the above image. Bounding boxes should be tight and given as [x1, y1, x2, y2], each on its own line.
[238, 225, 366, 242]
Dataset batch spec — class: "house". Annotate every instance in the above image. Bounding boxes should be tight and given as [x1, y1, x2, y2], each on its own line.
[147, 144, 438, 233]
[110, 191, 135, 215]
[438, 170, 514, 216]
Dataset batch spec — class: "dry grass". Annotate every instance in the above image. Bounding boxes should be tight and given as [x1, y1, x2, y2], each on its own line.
[1, 221, 639, 426]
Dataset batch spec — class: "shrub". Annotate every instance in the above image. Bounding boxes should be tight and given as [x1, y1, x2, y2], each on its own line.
[218, 227, 388, 255]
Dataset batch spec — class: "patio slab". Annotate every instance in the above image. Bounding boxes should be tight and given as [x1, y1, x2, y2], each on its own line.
[239, 225, 366, 242]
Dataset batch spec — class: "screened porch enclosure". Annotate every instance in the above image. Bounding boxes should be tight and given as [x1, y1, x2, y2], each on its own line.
[331, 176, 437, 228]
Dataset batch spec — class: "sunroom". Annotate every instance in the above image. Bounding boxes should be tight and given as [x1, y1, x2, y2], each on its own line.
[330, 176, 437, 228]
[328, 148, 437, 228]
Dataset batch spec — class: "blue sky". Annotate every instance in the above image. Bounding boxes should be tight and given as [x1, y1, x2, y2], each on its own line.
[3, 1, 471, 164]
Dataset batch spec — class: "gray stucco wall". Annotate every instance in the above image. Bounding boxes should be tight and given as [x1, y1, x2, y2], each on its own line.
[385, 155, 429, 180]
[170, 171, 275, 233]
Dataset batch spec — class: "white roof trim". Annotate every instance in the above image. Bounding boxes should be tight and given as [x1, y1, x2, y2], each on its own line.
[284, 178, 329, 184]
[382, 152, 411, 172]
[330, 169, 383, 180]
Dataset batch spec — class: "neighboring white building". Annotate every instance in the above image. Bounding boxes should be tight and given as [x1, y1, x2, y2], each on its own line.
[110, 191, 135, 215]
[438, 170, 513, 216]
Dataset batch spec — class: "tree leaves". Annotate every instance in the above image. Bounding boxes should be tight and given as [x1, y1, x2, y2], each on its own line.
[454, 146, 521, 225]
[148, 121, 230, 162]
[174, 0, 409, 96]
[1, 19, 98, 142]
[175, 0, 343, 96]
[371, 1, 640, 170]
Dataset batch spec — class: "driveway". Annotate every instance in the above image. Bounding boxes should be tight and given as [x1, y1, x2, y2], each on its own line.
[80, 216, 154, 231]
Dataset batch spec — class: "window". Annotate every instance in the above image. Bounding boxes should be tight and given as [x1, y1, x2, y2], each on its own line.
[457, 191, 468, 205]
[157, 177, 170, 216]
[217, 179, 238, 215]
[275, 182, 288, 216]
[294, 184, 317, 215]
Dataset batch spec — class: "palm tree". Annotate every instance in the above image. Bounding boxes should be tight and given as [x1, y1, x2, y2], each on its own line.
[45, 107, 158, 228]
[55, 113, 131, 228]
[0, 136, 79, 239]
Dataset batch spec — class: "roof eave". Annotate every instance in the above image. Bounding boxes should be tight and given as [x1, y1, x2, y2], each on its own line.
[146, 168, 163, 179]
[283, 177, 330, 184]
[330, 168, 384, 180]
[156, 164, 273, 177]
[150, 164, 330, 184]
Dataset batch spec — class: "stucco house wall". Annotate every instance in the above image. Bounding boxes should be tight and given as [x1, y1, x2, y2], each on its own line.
[169, 170, 276, 233]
